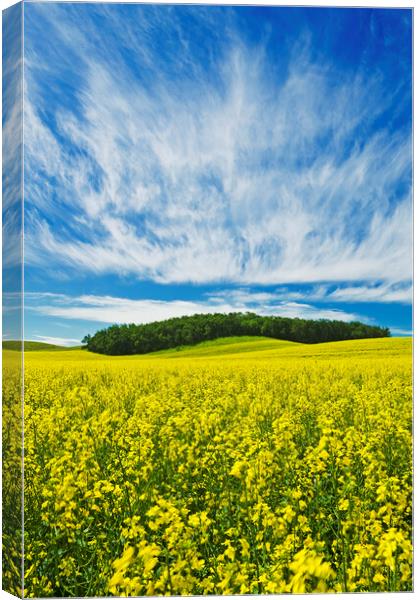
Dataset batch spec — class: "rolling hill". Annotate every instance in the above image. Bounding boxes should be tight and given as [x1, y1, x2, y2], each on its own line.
[3, 341, 81, 351]
[4, 336, 411, 366]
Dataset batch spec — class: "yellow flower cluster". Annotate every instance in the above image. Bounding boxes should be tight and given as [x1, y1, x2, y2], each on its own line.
[20, 338, 412, 596]
[2, 350, 23, 597]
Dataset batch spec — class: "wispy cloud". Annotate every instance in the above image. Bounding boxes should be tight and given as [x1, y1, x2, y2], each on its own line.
[263, 281, 413, 304]
[26, 291, 363, 326]
[30, 335, 81, 347]
[24, 5, 412, 290]
[206, 280, 413, 306]
[3, 4, 23, 272]
[389, 328, 412, 337]
[326, 281, 412, 304]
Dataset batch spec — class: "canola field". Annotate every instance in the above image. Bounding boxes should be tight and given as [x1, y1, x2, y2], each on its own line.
[17, 336, 412, 596]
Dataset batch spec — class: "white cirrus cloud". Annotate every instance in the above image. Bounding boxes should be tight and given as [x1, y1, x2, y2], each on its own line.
[389, 328, 412, 337]
[207, 280, 413, 305]
[30, 335, 81, 347]
[326, 281, 412, 304]
[24, 5, 412, 287]
[26, 291, 364, 326]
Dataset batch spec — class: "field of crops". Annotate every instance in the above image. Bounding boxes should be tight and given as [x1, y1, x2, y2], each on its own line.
[17, 336, 412, 596]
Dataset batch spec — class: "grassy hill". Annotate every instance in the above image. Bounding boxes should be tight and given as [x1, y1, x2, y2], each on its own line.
[3, 341, 81, 351]
[10, 336, 411, 367]
[150, 336, 298, 357]
[153, 335, 411, 360]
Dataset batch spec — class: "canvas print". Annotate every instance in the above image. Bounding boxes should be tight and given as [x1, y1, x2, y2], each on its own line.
[2, 2, 412, 597]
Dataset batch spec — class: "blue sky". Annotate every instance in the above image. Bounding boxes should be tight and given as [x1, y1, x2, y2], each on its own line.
[18, 3, 412, 345]
[2, 2, 22, 343]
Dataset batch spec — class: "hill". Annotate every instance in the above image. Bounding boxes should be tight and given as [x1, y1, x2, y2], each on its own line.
[3, 341, 81, 351]
[153, 336, 410, 360]
[83, 311, 390, 356]
[18, 337, 411, 367]
[151, 336, 298, 357]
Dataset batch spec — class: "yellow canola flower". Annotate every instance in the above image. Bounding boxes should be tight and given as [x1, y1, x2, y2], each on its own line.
[229, 460, 247, 479]
[287, 548, 335, 593]
[20, 337, 412, 596]
[111, 546, 135, 574]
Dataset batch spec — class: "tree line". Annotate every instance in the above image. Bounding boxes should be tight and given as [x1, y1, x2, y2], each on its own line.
[82, 312, 389, 355]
